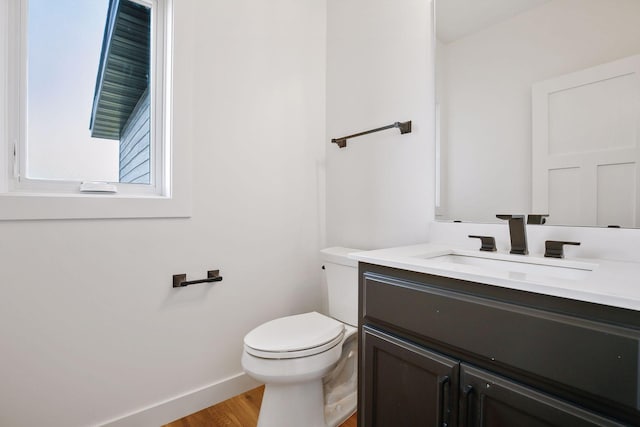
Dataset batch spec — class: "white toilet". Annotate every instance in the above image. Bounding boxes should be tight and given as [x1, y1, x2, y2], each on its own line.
[241, 247, 360, 427]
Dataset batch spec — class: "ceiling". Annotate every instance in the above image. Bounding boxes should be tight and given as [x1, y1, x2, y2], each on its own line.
[436, 0, 552, 43]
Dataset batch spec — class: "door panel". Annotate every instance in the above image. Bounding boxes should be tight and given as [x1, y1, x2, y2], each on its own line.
[361, 327, 459, 427]
[532, 54, 640, 227]
[459, 364, 624, 427]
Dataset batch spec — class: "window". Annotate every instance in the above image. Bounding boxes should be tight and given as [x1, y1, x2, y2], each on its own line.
[0, 0, 189, 220]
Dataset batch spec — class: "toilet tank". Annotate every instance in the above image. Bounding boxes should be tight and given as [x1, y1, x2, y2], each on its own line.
[321, 247, 361, 327]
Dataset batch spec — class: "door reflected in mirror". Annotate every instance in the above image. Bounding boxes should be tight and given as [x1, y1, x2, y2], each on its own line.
[435, 0, 640, 227]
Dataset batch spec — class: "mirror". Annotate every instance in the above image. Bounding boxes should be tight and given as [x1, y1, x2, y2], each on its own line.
[435, 0, 640, 227]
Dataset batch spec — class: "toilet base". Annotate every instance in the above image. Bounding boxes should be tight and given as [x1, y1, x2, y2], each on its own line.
[258, 380, 325, 427]
[324, 392, 356, 427]
[242, 321, 358, 427]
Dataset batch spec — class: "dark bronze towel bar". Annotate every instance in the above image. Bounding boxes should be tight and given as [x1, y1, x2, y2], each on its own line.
[331, 120, 412, 148]
[173, 270, 223, 288]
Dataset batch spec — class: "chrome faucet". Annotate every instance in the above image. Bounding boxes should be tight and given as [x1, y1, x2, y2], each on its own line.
[496, 215, 528, 255]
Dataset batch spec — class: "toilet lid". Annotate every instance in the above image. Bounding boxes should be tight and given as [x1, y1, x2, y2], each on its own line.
[244, 312, 345, 357]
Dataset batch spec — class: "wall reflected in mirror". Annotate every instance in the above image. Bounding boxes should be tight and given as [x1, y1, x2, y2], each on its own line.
[435, 0, 640, 227]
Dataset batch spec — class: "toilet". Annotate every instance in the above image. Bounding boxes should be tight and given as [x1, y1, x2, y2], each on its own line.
[241, 247, 360, 427]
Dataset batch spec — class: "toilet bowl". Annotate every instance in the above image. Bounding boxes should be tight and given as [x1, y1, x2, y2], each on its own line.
[241, 247, 360, 427]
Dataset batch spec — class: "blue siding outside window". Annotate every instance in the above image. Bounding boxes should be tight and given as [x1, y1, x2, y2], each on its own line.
[119, 88, 150, 183]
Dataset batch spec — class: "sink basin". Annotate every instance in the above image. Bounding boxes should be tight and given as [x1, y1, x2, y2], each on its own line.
[425, 253, 594, 281]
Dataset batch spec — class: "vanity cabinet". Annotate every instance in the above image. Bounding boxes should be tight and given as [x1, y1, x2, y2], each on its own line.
[358, 263, 640, 427]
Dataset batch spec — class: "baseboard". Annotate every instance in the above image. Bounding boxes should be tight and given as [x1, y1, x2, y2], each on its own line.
[99, 372, 261, 427]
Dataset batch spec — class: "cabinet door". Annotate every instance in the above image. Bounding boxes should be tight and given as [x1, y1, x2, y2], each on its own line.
[459, 364, 624, 427]
[361, 327, 459, 427]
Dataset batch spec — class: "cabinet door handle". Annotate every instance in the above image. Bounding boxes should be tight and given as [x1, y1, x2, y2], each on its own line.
[438, 375, 450, 427]
[460, 384, 474, 427]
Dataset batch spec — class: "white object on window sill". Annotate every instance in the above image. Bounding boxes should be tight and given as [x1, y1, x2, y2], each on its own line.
[80, 182, 118, 193]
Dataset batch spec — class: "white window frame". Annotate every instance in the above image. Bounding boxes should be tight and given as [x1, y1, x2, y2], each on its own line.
[0, 0, 190, 220]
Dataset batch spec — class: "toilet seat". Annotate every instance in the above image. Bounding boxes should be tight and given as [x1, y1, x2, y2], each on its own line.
[244, 312, 345, 359]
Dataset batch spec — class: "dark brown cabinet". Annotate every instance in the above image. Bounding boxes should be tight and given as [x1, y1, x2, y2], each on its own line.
[358, 263, 640, 427]
[460, 364, 621, 427]
[362, 327, 459, 427]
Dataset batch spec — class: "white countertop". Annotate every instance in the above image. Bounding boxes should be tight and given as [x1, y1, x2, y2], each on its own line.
[350, 243, 640, 312]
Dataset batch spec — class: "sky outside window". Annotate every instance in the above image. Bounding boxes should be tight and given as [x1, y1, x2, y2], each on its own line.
[27, 0, 119, 182]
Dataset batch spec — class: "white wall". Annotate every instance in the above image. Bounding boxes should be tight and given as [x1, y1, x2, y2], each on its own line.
[0, 1, 326, 426]
[439, 0, 640, 222]
[326, 0, 435, 250]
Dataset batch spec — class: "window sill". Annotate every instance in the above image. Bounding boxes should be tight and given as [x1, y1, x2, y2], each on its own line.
[0, 188, 191, 221]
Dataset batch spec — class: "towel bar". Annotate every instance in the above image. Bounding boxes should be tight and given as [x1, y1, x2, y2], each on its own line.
[173, 270, 223, 288]
[331, 121, 412, 148]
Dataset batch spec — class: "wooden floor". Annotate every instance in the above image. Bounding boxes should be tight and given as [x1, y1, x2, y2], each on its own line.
[164, 385, 357, 427]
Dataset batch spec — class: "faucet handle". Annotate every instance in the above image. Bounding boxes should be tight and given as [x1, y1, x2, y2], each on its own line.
[544, 240, 580, 258]
[527, 214, 549, 225]
[468, 235, 497, 252]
